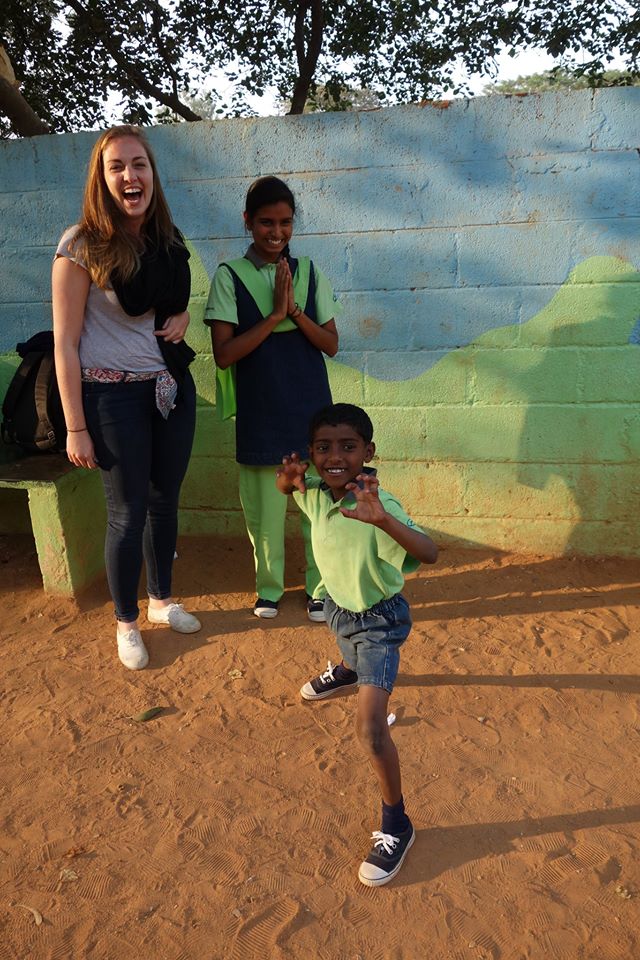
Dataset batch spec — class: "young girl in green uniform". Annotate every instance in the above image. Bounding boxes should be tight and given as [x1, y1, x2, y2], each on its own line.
[205, 177, 341, 620]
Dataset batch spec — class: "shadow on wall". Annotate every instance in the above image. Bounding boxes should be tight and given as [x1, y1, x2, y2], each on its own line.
[514, 257, 640, 555]
[2, 249, 638, 555]
[351, 256, 640, 556]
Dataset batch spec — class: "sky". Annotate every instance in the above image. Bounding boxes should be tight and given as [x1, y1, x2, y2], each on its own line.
[239, 48, 586, 116]
[102, 43, 628, 124]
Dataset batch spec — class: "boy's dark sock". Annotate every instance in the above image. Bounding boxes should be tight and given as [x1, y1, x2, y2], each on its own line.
[335, 662, 357, 681]
[381, 795, 411, 836]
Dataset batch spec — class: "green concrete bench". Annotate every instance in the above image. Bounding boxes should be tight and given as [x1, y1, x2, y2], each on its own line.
[0, 443, 105, 596]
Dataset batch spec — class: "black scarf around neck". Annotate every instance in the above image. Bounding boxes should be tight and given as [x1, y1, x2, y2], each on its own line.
[111, 229, 196, 385]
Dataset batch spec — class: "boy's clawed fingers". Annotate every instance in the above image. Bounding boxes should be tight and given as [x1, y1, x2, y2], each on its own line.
[346, 473, 380, 495]
[277, 452, 308, 492]
[341, 473, 385, 524]
[281, 451, 307, 469]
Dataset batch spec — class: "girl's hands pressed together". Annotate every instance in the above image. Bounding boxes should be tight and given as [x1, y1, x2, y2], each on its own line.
[276, 452, 308, 494]
[283, 261, 296, 317]
[155, 310, 190, 343]
[273, 259, 293, 322]
[340, 473, 387, 525]
[211, 261, 295, 367]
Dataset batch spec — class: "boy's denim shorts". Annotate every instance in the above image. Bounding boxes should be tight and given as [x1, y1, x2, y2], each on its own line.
[324, 593, 412, 694]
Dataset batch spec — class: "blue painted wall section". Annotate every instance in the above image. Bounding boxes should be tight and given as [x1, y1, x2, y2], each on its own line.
[1, 89, 639, 555]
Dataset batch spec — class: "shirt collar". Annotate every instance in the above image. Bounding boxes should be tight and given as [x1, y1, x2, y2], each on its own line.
[319, 466, 378, 502]
[244, 244, 266, 269]
[244, 243, 292, 270]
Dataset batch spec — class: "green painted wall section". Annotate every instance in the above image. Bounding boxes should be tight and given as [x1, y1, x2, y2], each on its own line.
[180, 254, 640, 556]
[1, 252, 638, 557]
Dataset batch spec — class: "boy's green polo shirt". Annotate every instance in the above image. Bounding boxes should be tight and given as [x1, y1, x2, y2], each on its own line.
[293, 477, 421, 613]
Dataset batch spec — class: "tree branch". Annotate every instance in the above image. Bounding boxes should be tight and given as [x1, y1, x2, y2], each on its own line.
[65, 0, 203, 121]
[0, 44, 50, 136]
[149, 0, 180, 101]
[289, 0, 324, 114]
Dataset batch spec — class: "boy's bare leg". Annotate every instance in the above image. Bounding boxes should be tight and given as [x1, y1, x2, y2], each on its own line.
[355, 685, 401, 804]
[355, 684, 414, 886]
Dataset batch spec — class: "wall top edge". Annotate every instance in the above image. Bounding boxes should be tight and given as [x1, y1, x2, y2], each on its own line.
[0, 86, 637, 159]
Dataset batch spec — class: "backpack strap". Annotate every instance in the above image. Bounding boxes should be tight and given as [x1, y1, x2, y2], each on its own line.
[33, 353, 57, 450]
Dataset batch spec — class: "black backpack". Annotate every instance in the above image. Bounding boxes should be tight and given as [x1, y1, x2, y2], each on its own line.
[1, 331, 67, 453]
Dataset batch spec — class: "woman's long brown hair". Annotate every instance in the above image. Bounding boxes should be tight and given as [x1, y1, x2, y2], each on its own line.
[70, 125, 176, 288]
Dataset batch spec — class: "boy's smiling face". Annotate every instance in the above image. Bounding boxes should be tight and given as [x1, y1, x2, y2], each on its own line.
[309, 423, 375, 500]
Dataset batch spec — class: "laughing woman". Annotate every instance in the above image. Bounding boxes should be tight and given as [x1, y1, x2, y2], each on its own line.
[52, 125, 200, 670]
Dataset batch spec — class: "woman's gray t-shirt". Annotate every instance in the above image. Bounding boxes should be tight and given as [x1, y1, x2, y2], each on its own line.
[56, 226, 166, 372]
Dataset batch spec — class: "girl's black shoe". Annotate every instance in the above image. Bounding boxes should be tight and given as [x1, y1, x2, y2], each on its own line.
[306, 594, 326, 622]
[253, 598, 279, 619]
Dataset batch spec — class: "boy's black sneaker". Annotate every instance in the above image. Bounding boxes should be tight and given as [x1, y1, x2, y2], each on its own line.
[253, 598, 279, 619]
[306, 594, 326, 623]
[358, 825, 415, 887]
[300, 660, 358, 700]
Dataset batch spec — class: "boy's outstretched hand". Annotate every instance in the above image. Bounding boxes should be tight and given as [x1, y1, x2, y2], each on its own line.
[341, 472, 439, 565]
[340, 473, 386, 525]
[276, 452, 308, 494]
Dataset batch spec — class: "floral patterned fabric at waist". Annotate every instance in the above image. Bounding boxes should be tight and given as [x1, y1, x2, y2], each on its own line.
[81, 368, 177, 420]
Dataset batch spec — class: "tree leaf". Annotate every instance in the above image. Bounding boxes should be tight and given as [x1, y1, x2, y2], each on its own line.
[131, 706, 165, 722]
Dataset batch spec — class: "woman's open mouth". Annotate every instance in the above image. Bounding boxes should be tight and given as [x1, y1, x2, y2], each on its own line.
[122, 188, 143, 206]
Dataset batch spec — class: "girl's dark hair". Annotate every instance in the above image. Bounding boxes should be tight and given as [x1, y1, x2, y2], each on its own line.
[245, 176, 296, 219]
[309, 403, 374, 444]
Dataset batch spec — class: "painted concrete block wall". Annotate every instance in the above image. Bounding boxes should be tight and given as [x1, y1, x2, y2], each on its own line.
[1, 89, 639, 555]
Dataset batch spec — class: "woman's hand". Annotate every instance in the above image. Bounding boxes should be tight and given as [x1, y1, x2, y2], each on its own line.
[66, 430, 98, 470]
[155, 310, 190, 343]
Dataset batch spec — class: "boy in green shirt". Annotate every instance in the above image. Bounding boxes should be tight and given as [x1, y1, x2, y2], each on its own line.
[276, 403, 438, 886]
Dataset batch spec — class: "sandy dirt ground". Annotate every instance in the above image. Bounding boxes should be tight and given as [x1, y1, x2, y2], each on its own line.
[3, 533, 640, 960]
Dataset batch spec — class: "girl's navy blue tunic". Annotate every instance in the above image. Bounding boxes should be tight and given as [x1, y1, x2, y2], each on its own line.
[227, 257, 332, 465]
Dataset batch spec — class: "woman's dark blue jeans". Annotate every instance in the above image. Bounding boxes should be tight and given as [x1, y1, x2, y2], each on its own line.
[82, 374, 196, 622]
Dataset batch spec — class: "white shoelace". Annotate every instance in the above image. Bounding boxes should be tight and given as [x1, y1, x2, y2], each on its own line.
[319, 660, 337, 684]
[370, 831, 399, 855]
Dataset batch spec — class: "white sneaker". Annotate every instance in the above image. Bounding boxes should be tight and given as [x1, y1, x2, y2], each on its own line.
[148, 602, 201, 634]
[117, 627, 149, 670]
